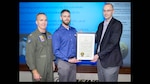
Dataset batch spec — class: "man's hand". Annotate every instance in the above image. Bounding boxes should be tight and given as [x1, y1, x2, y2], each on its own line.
[68, 57, 81, 63]
[52, 61, 55, 71]
[32, 69, 42, 81]
[90, 54, 99, 62]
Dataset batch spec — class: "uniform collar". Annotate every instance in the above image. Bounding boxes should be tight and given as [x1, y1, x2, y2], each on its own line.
[36, 28, 47, 35]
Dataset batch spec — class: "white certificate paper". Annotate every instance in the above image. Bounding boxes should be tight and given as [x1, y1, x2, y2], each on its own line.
[77, 32, 95, 60]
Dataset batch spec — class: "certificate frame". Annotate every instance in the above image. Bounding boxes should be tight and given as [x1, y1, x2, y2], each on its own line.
[77, 32, 95, 60]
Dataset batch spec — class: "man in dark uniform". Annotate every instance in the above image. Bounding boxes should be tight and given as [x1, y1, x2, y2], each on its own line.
[26, 13, 55, 82]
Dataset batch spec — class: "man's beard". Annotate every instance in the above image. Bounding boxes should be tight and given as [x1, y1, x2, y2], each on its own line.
[62, 20, 70, 26]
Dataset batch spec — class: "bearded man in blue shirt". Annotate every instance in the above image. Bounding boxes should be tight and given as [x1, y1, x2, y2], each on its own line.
[52, 9, 80, 82]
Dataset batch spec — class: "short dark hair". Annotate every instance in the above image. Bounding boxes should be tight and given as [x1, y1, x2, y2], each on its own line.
[36, 12, 46, 20]
[61, 9, 70, 16]
[105, 3, 114, 9]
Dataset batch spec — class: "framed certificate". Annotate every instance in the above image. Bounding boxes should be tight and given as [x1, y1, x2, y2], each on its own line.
[77, 32, 95, 60]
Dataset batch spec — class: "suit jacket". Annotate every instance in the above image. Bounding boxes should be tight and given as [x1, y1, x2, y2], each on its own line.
[95, 17, 123, 68]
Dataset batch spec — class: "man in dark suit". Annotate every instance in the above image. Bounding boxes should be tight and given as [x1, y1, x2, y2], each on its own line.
[91, 3, 123, 82]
